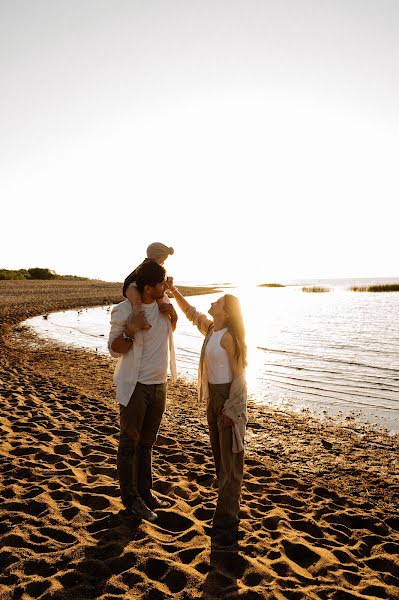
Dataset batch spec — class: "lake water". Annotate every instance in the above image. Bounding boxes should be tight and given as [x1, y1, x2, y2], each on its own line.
[25, 281, 399, 432]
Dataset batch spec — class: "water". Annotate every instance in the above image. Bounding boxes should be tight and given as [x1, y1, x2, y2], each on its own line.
[25, 280, 399, 431]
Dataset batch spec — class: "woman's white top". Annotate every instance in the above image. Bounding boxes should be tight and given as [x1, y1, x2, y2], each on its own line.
[205, 327, 233, 384]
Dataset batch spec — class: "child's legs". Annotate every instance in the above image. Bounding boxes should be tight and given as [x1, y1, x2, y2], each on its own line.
[126, 284, 142, 315]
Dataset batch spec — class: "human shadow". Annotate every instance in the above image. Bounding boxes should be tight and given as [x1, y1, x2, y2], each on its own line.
[45, 509, 143, 599]
[201, 525, 246, 599]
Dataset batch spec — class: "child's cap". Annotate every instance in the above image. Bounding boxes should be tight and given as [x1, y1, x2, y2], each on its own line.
[146, 242, 174, 260]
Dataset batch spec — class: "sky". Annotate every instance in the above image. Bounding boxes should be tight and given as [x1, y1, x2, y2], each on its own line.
[1, 0, 398, 284]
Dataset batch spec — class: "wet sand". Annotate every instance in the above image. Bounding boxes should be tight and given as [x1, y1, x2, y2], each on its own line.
[0, 280, 398, 599]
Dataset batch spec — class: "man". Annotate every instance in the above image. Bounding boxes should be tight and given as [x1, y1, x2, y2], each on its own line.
[108, 260, 177, 522]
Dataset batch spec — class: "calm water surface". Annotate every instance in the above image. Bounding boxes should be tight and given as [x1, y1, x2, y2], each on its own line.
[25, 284, 399, 431]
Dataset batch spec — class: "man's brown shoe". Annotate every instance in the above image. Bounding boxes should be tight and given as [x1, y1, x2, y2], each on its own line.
[126, 496, 158, 522]
[142, 491, 171, 510]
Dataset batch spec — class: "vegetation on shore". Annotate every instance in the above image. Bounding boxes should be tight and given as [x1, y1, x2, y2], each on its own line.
[258, 283, 285, 288]
[302, 286, 331, 293]
[0, 267, 89, 281]
[351, 283, 399, 292]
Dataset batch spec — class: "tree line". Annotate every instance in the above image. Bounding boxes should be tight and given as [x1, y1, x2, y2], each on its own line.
[0, 268, 88, 281]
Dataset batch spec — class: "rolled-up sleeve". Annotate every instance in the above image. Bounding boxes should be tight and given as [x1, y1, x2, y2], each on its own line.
[108, 303, 128, 358]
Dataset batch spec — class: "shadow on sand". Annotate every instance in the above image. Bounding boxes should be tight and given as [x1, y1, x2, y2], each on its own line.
[46, 509, 141, 599]
[202, 526, 246, 599]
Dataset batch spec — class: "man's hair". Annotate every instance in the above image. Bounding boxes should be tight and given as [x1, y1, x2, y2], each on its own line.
[135, 260, 166, 293]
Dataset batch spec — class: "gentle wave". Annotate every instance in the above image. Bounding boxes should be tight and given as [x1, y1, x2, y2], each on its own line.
[257, 346, 399, 374]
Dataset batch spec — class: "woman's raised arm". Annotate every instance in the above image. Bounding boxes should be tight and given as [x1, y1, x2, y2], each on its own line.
[167, 281, 191, 315]
[167, 280, 213, 337]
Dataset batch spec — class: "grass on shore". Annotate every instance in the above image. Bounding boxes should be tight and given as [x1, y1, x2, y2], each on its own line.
[302, 286, 331, 293]
[258, 283, 285, 288]
[351, 284, 399, 292]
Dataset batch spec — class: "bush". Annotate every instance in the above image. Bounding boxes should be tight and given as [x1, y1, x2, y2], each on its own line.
[28, 268, 57, 280]
[0, 269, 31, 280]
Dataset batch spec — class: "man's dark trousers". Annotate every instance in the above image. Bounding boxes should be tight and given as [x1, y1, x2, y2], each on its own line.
[117, 381, 166, 508]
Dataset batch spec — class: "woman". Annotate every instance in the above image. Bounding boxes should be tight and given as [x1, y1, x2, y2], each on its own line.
[167, 281, 247, 538]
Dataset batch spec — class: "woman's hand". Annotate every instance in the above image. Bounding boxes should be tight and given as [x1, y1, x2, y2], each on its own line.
[165, 276, 174, 289]
[221, 415, 234, 428]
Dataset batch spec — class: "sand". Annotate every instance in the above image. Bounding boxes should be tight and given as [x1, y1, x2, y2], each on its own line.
[0, 280, 398, 600]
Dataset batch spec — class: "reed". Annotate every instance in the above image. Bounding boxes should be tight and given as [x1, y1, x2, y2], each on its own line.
[302, 286, 330, 293]
[351, 284, 399, 292]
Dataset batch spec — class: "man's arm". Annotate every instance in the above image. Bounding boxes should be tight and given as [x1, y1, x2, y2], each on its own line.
[109, 310, 149, 356]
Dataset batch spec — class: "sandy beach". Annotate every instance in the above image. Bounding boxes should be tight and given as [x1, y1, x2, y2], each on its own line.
[0, 280, 398, 600]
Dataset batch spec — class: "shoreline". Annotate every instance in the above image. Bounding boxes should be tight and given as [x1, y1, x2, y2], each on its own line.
[1, 281, 398, 599]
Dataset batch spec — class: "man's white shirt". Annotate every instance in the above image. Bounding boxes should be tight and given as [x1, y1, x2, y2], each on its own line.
[108, 297, 177, 406]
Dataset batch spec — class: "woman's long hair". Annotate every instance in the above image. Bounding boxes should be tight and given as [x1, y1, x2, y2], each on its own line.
[223, 294, 247, 368]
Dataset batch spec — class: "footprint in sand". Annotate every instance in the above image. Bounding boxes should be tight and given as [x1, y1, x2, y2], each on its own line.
[163, 567, 188, 593]
[25, 579, 51, 598]
[4, 499, 48, 517]
[267, 492, 305, 510]
[36, 431, 54, 442]
[178, 547, 204, 564]
[247, 465, 273, 478]
[193, 506, 214, 521]
[78, 493, 111, 511]
[39, 526, 78, 545]
[61, 506, 80, 520]
[175, 529, 200, 543]
[365, 556, 399, 578]
[282, 539, 321, 569]
[142, 559, 188, 594]
[156, 510, 196, 533]
[23, 557, 57, 577]
[22, 485, 45, 499]
[84, 452, 109, 464]
[88, 483, 118, 496]
[104, 551, 138, 575]
[121, 570, 142, 586]
[58, 571, 85, 588]
[171, 485, 190, 500]
[242, 570, 265, 587]
[160, 542, 179, 554]
[290, 518, 324, 539]
[244, 480, 265, 493]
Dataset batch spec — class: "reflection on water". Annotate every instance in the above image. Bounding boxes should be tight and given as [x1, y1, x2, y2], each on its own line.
[25, 285, 399, 431]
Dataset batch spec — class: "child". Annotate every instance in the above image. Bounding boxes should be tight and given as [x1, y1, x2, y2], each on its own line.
[123, 242, 174, 329]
